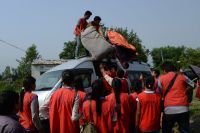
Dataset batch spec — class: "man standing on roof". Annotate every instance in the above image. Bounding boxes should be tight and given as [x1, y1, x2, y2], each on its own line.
[88, 16, 104, 36]
[74, 10, 92, 59]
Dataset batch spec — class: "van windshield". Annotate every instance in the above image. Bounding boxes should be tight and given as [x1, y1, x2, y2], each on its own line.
[35, 70, 63, 91]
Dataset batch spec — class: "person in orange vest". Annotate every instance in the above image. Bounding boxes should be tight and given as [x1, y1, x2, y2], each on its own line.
[129, 78, 143, 132]
[74, 77, 86, 127]
[82, 79, 115, 133]
[158, 61, 196, 133]
[106, 78, 131, 133]
[196, 79, 200, 100]
[117, 69, 129, 93]
[151, 69, 160, 91]
[135, 76, 161, 133]
[74, 10, 92, 58]
[101, 65, 129, 94]
[87, 16, 104, 36]
[74, 77, 86, 105]
[100, 63, 114, 95]
[49, 70, 80, 133]
[18, 76, 44, 133]
[0, 90, 26, 133]
[122, 62, 129, 79]
[130, 79, 143, 99]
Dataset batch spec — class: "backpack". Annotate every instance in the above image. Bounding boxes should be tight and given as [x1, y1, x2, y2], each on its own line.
[82, 100, 98, 133]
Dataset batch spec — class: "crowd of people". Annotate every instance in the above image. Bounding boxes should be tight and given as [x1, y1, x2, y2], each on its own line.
[0, 10, 199, 133]
[0, 60, 198, 133]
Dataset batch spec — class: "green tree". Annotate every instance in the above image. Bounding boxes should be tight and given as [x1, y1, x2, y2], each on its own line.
[179, 48, 200, 68]
[2, 66, 12, 80]
[17, 44, 40, 78]
[151, 46, 187, 69]
[0, 74, 2, 81]
[59, 40, 86, 59]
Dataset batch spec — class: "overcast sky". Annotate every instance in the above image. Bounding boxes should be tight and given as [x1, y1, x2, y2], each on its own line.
[0, 0, 200, 72]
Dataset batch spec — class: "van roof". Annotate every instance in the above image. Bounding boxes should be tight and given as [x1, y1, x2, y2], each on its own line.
[47, 57, 93, 72]
[46, 57, 150, 73]
[128, 61, 150, 72]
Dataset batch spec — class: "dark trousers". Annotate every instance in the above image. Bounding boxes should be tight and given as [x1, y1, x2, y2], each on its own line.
[162, 112, 189, 133]
[41, 119, 50, 133]
[140, 131, 159, 133]
[26, 130, 38, 133]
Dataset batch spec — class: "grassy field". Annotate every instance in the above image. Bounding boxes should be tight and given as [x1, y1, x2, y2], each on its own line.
[189, 89, 200, 133]
[190, 89, 200, 116]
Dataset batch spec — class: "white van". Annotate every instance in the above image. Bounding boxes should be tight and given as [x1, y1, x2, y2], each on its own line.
[33, 57, 151, 119]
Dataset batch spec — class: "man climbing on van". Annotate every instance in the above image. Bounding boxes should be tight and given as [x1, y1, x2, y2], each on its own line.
[87, 16, 104, 36]
[74, 10, 92, 59]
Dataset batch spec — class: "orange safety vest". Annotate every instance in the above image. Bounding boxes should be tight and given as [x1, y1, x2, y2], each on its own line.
[138, 91, 161, 132]
[160, 72, 189, 107]
[19, 92, 38, 131]
[120, 78, 129, 93]
[74, 18, 88, 36]
[196, 82, 200, 99]
[82, 99, 115, 133]
[102, 78, 113, 95]
[49, 88, 80, 133]
[129, 93, 137, 132]
[106, 93, 131, 133]
[130, 92, 138, 99]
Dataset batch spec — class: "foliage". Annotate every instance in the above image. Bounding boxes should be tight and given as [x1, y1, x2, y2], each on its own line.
[0, 81, 21, 92]
[59, 40, 86, 59]
[17, 44, 40, 78]
[151, 46, 186, 69]
[59, 41, 75, 59]
[151, 46, 200, 69]
[1, 66, 18, 81]
[1, 66, 12, 80]
[179, 48, 200, 68]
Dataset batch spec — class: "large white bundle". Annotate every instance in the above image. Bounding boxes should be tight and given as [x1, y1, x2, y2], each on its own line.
[81, 26, 114, 60]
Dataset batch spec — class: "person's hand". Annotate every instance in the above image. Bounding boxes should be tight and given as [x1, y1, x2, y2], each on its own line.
[139, 74, 144, 81]
[99, 64, 105, 75]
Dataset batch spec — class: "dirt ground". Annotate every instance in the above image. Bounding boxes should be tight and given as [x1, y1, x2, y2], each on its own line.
[163, 115, 200, 133]
[189, 115, 200, 133]
[167, 90, 200, 133]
